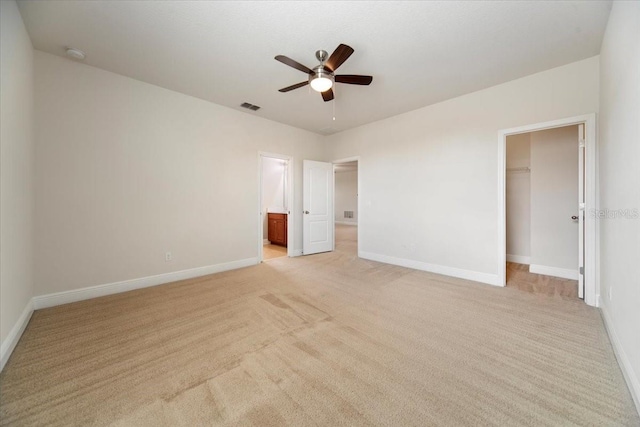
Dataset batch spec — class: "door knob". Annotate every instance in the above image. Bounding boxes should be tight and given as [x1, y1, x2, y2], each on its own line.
[304, 210, 309, 214]
[571, 216, 579, 220]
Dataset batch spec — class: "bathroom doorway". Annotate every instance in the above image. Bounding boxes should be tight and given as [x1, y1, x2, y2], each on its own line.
[259, 153, 292, 262]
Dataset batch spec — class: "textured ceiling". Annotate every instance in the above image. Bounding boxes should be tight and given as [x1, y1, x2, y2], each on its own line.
[17, 1, 611, 135]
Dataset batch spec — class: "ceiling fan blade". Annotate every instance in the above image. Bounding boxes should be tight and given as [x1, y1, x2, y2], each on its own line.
[325, 44, 354, 72]
[335, 75, 373, 85]
[321, 88, 334, 102]
[278, 81, 309, 92]
[275, 55, 313, 74]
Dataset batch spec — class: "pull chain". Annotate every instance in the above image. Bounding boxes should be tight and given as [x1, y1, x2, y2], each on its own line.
[333, 84, 336, 121]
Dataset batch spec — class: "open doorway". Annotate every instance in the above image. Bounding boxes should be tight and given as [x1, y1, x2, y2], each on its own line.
[259, 153, 292, 262]
[505, 125, 581, 299]
[498, 114, 597, 306]
[333, 157, 359, 256]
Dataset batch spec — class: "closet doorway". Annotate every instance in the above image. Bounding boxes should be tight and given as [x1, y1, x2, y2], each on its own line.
[505, 125, 580, 298]
[498, 114, 597, 306]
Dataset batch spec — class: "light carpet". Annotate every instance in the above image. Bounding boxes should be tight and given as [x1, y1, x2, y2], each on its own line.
[1, 225, 638, 426]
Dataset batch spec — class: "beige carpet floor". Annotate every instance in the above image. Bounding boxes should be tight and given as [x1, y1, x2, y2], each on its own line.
[1, 225, 638, 426]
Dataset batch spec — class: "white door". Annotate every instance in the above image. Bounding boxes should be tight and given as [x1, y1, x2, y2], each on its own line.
[577, 124, 585, 299]
[303, 160, 334, 255]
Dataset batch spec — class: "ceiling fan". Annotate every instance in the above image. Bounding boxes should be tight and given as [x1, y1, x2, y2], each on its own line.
[275, 44, 373, 102]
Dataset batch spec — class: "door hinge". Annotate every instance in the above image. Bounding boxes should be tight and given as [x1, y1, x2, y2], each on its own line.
[579, 139, 585, 148]
[580, 266, 584, 275]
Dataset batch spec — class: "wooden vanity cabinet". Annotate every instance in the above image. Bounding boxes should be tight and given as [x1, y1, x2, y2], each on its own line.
[267, 213, 287, 247]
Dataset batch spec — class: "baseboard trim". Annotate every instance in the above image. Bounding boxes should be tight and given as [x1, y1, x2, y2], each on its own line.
[506, 254, 531, 265]
[1, 299, 34, 372]
[601, 306, 640, 414]
[335, 221, 357, 226]
[359, 251, 499, 286]
[529, 264, 578, 280]
[33, 258, 258, 310]
[263, 239, 270, 245]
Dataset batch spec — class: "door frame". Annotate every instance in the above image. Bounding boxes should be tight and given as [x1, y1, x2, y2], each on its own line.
[258, 152, 293, 262]
[497, 113, 597, 306]
[333, 156, 361, 254]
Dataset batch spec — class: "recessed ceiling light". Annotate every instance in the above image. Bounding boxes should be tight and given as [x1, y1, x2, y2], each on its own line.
[65, 47, 86, 60]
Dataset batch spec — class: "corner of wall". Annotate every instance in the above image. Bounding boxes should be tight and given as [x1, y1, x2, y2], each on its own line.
[0, 0, 36, 371]
[0, 300, 34, 371]
[597, 0, 640, 415]
[600, 304, 640, 412]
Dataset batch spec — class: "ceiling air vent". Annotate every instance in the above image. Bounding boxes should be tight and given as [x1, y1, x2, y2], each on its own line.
[240, 102, 261, 111]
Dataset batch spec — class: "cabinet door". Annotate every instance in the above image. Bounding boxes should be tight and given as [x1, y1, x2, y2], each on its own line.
[268, 219, 277, 242]
[275, 219, 285, 244]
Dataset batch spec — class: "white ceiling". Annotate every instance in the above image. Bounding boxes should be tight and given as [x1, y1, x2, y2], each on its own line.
[17, 1, 611, 135]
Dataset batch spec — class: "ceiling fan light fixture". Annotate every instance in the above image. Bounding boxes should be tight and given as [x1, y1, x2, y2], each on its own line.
[310, 76, 333, 92]
[309, 67, 334, 92]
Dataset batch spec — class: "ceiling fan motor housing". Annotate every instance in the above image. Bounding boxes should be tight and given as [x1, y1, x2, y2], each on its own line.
[310, 65, 334, 86]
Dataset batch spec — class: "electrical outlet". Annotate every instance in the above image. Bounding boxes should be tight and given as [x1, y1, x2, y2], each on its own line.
[165, 252, 172, 262]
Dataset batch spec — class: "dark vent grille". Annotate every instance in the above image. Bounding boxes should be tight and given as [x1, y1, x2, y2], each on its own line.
[240, 102, 261, 111]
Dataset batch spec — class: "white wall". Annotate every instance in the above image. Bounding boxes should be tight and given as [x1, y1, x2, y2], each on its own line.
[326, 56, 599, 284]
[530, 126, 579, 272]
[34, 51, 325, 295]
[598, 0, 640, 411]
[0, 0, 35, 363]
[262, 157, 287, 240]
[506, 133, 531, 262]
[335, 169, 358, 224]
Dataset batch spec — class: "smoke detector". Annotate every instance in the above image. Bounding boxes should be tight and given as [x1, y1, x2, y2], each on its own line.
[65, 48, 86, 60]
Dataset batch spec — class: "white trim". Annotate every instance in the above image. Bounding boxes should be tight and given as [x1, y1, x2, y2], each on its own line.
[263, 239, 270, 245]
[360, 251, 499, 286]
[332, 156, 360, 163]
[498, 113, 598, 306]
[506, 254, 531, 264]
[33, 258, 257, 310]
[0, 299, 34, 372]
[335, 221, 357, 226]
[584, 114, 598, 306]
[529, 264, 579, 280]
[290, 249, 303, 257]
[601, 306, 640, 413]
